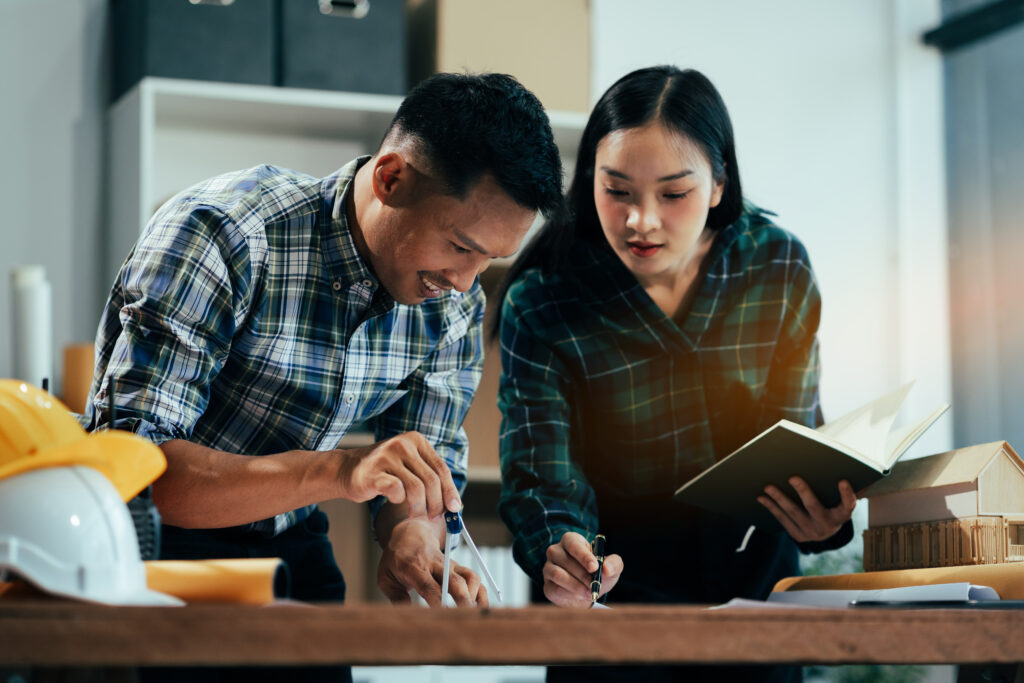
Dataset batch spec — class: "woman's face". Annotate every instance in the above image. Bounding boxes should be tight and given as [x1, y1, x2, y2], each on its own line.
[593, 123, 724, 285]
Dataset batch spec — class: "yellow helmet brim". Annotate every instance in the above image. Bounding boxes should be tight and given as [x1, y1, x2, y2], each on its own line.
[0, 430, 166, 501]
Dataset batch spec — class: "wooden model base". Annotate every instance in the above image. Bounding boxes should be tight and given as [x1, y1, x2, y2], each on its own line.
[863, 515, 1024, 571]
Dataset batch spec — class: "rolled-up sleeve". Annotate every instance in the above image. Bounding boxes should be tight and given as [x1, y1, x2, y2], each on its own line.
[82, 204, 249, 445]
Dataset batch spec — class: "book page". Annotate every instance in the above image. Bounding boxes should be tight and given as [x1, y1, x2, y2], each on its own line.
[814, 382, 914, 469]
[882, 404, 951, 469]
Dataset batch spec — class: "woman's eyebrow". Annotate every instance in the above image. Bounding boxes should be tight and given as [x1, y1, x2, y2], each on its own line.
[598, 166, 693, 182]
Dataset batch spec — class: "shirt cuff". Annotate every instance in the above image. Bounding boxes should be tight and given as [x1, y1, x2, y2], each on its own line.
[797, 518, 854, 554]
[515, 524, 592, 584]
[80, 410, 182, 447]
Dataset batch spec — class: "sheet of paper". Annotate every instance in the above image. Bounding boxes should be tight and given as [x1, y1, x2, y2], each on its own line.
[856, 582, 999, 603]
[760, 582, 1000, 608]
[708, 597, 826, 610]
[766, 589, 862, 607]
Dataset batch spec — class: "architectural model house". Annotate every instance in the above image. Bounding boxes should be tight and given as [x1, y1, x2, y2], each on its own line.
[860, 441, 1024, 571]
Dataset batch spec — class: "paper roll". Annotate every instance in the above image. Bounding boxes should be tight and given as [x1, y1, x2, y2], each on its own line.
[10, 266, 53, 389]
[144, 558, 289, 605]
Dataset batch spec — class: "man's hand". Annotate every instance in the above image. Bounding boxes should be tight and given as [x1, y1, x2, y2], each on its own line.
[335, 431, 461, 518]
[542, 531, 623, 607]
[376, 517, 488, 607]
[758, 476, 857, 543]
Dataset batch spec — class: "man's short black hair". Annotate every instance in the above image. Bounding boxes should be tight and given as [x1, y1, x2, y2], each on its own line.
[383, 72, 563, 216]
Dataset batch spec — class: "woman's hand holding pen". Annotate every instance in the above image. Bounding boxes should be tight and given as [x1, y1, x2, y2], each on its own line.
[757, 476, 858, 543]
[542, 531, 623, 607]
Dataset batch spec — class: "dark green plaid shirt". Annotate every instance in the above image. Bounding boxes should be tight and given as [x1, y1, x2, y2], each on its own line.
[497, 205, 826, 582]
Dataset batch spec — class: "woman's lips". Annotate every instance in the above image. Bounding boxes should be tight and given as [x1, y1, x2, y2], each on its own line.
[628, 242, 662, 258]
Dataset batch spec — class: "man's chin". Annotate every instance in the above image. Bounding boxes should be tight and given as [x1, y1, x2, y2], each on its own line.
[391, 287, 428, 306]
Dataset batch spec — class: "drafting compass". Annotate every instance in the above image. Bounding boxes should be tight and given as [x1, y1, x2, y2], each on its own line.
[440, 510, 502, 606]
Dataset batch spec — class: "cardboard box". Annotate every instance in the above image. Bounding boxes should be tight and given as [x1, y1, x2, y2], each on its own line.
[408, 0, 591, 112]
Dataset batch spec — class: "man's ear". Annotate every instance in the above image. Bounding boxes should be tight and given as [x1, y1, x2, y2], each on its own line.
[371, 152, 412, 207]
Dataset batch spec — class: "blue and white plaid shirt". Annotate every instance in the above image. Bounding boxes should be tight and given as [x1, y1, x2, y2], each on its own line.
[81, 157, 485, 535]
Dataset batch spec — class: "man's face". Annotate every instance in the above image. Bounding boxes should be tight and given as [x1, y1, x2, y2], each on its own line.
[366, 173, 537, 305]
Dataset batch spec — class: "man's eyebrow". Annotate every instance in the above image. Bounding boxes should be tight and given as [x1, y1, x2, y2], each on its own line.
[599, 166, 694, 182]
[453, 229, 489, 256]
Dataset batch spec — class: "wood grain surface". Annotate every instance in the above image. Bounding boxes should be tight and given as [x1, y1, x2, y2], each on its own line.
[2, 603, 1023, 667]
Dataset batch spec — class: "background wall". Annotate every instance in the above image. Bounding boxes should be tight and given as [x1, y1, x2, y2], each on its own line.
[943, 0, 1024, 454]
[0, 0, 109, 392]
[0, 0, 953, 457]
[592, 0, 952, 459]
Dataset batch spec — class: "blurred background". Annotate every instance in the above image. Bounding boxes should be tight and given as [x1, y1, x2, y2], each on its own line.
[0, 1, 1021, 681]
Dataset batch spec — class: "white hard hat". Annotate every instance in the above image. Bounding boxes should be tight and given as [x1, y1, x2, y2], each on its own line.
[0, 465, 182, 606]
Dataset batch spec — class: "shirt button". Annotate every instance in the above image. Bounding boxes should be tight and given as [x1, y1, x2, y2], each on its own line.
[361, 278, 374, 288]
[345, 394, 355, 404]
[332, 280, 342, 291]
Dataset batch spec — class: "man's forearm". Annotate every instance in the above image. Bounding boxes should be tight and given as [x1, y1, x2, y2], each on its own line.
[153, 439, 343, 529]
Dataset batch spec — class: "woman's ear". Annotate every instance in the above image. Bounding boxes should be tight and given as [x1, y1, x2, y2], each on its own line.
[709, 164, 726, 208]
[709, 177, 725, 209]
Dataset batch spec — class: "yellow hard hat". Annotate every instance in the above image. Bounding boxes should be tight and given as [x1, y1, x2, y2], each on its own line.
[0, 379, 165, 501]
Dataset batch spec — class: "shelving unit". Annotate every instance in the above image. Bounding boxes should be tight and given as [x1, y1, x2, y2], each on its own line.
[107, 77, 586, 283]
[107, 76, 586, 604]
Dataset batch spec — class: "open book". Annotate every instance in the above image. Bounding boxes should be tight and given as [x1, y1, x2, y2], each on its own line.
[673, 382, 949, 533]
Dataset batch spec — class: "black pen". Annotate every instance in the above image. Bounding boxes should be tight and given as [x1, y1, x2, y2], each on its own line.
[590, 534, 606, 604]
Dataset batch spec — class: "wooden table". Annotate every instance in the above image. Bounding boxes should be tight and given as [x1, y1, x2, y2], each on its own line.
[2, 603, 1023, 668]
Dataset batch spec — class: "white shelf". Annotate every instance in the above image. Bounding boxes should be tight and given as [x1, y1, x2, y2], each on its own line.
[148, 78, 404, 139]
[106, 77, 586, 282]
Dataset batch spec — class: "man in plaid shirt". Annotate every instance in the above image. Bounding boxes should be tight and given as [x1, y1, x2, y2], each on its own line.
[82, 73, 563, 629]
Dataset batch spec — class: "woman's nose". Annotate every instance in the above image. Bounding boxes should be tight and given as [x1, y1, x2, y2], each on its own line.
[627, 205, 659, 234]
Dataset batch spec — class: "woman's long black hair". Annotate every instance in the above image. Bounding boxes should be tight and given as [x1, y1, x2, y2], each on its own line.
[488, 66, 744, 340]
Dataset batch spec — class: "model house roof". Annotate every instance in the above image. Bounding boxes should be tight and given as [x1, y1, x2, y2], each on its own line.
[862, 441, 1023, 497]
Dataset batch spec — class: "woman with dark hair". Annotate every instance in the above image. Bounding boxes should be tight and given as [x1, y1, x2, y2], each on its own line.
[494, 66, 856, 682]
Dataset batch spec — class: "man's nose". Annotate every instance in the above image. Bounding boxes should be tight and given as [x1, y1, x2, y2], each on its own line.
[448, 267, 479, 293]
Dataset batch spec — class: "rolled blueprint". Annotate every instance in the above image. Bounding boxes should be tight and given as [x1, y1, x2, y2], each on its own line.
[10, 266, 53, 388]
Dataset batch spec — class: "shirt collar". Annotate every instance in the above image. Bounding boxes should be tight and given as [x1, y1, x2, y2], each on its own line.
[572, 205, 761, 348]
[321, 155, 396, 311]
